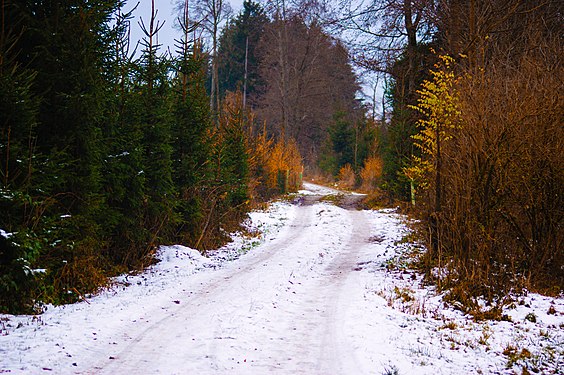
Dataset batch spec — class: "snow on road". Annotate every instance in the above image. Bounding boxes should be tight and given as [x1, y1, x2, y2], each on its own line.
[1, 183, 563, 374]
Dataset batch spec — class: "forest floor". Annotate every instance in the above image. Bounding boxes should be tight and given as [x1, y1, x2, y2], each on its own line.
[1, 183, 563, 374]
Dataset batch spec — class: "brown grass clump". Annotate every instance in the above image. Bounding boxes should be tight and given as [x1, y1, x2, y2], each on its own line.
[53, 254, 108, 304]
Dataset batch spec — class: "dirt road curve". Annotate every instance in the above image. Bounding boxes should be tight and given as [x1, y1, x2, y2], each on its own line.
[87, 190, 372, 374]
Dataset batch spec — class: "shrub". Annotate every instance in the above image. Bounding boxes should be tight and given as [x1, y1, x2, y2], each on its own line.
[338, 164, 356, 189]
[410, 28, 563, 310]
[360, 156, 384, 191]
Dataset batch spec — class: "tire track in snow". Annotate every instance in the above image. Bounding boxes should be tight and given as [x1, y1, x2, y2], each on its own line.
[87, 193, 369, 374]
[317, 209, 369, 374]
[87, 204, 320, 374]
[272, 207, 369, 374]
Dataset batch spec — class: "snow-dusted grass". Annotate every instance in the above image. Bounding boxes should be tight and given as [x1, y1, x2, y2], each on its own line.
[0, 185, 562, 374]
[347, 212, 564, 374]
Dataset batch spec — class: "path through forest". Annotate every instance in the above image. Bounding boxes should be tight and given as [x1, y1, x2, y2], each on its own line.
[1, 183, 562, 374]
[89, 184, 373, 374]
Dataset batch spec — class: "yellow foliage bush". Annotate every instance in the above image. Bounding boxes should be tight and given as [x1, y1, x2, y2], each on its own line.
[247, 129, 303, 199]
[360, 156, 383, 191]
[405, 54, 462, 190]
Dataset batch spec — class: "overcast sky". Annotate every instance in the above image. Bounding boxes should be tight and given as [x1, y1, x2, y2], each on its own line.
[129, 0, 245, 55]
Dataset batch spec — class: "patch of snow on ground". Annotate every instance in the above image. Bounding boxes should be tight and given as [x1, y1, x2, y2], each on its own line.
[0, 185, 562, 374]
[299, 181, 341, 195]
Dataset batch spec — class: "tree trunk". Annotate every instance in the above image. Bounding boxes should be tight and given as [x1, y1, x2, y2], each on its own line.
[403, 0, 418, 96]
[243, 36, 248, 108]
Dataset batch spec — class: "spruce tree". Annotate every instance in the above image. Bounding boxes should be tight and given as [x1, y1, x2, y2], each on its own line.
[0, 0, 123, 307]
[217, 94, 249, 222]
[170, 4, 213, 245]
[134, 0, 175, 245]
[329, 111, 356, 174]
[100, 3, 151, 267]
[0, 0, 41, 312]
[217, 1, 267, 100]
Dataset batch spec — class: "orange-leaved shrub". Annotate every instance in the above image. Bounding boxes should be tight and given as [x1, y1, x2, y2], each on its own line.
[337, 164, 356, 189]
[247, 133, 303, 202]
[360, 156, 384, 192]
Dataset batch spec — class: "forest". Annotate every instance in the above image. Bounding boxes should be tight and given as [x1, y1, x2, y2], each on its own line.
[0, 0, 562, 316]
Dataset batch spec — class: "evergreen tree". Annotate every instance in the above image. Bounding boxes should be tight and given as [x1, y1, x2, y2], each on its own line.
[329, 111, 355, 174]
[171, 3, 213, 244]
[212, 93, 250, 234]
[380, 44, 436, 199]
[1, 0, 123, 307]
[134, 1, 176, 245]
[217, 1, 268, 102]
[219, 94, 249, 214]
[319, 111, 372, 179]
[0, 0, 41, 312]
[100, 4, 151, 267]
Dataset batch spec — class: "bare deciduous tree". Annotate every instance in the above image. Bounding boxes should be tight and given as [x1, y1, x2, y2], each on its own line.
[177, 0, 232, 117]
[256, 15, 359, 166]
[330, 0, 435, 77]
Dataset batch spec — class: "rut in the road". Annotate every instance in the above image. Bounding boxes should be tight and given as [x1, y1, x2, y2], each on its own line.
[317, 209, 369, 374]
[88, 197, 370, 375]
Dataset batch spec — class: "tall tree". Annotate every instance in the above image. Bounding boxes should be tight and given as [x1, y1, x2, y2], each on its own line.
[0, 0, 40, 313]
[170, 0, 213, 244]
[332, 0, 435, 76]
[256, 14, 359, 168]
[135, 0, 175, 244]
[330, 0, 437, 198]
[179, 0, 232, 117]
[216, 0, 268, 105]
[0, 0, 124, 307]
[100, 2, 151, 267]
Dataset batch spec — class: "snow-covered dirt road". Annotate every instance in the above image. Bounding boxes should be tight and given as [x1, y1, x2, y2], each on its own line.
[91, 189, 371, 374]
[1, 183, 563, 374]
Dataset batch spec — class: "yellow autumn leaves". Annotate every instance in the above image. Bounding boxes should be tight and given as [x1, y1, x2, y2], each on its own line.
[405, 54, 463, 191]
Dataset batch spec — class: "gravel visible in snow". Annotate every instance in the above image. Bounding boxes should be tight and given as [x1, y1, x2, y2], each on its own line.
[0, 185, 562, 374]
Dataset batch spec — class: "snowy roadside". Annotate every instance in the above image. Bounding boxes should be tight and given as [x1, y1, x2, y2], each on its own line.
[0, 200, 298, 374]
[0, 183, 562, 374]
[340, 208, 564, 374]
